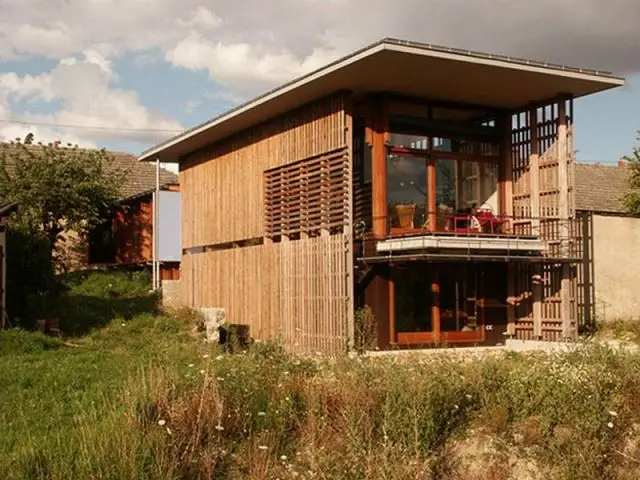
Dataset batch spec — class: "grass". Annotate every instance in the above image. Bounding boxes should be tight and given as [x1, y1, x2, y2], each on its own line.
[2, 272, 640, 479]
[594, 318, 640, 344]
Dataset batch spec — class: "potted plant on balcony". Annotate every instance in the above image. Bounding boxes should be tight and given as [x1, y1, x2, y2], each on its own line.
[391, 202, 416, 229]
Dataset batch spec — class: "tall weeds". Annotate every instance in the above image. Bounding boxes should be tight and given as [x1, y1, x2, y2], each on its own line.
[4, 343, 640, 479]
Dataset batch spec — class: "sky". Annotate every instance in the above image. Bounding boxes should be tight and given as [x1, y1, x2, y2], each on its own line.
[1, 0, 639, 167]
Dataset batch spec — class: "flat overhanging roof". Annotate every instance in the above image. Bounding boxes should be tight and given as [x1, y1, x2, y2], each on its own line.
[140, 38, 625, 163]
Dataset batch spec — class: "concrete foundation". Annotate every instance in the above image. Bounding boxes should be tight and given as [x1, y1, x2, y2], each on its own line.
[161, 280, 183, 308]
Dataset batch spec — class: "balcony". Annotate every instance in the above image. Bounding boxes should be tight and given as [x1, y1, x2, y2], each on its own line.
[357, 211, 585, 263]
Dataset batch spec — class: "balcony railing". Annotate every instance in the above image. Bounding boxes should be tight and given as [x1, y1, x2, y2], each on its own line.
[356, 211, 586, 262]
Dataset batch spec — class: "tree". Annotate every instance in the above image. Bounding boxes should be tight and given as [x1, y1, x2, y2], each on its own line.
[622, 133, 640, 216]
[0, 134, 126, 266]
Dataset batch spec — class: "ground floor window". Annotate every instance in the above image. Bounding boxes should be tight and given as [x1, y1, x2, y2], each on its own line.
[392, 264, 432, 333]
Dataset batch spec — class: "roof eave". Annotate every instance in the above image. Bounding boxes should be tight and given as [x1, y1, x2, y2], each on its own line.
[139, 39, 625, 163]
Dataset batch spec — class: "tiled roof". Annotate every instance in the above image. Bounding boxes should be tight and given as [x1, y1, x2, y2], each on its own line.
[107, 151, 178, 199]
[575, 163, 630, 214]
[0, 143, 178, 200]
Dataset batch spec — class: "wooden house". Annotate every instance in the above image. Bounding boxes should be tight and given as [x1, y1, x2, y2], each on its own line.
[87, 153, 181, 281]
[140, 38, 624, 353]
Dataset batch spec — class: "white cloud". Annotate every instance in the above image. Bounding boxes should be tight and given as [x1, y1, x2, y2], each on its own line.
[179, 6, 222, 30]
[1, 1, 638, 95]
[0, 51, 183, 147]
[185, 100, 201, 114]
[166, 34, 335, 93]
[1, 0, 639, 151]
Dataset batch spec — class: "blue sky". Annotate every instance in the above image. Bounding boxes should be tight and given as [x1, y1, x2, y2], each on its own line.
[1, 0, 639, 164]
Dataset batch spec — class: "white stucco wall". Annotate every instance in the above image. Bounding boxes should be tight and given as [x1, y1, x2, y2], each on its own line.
[592, 214, 640, 321]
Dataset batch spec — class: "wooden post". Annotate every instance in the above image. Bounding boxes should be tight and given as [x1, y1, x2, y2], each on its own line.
[529, 108, 540, 234]
[371, 97, 389, 238]
[501, 112, 514, 232]
[558, 99, 573, 339]
[427, 158, 437, 231]
[344, 94, 356, 351]
[431, 270, 440, 343]
[506, 264, 516, 336]
[532, 265, 543, 339]
[582, 212, 593, 328]
[389, 272, 396, 345]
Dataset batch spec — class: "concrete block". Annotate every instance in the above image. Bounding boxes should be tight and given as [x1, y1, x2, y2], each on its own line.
[161, 280, 183, 308]
[198, 308, 226, 343]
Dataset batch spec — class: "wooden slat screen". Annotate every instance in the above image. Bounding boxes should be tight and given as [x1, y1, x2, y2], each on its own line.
[181, 234, 350, 354]
[511, 99, 578, 342]
[181, 93, 347, 248]
[264, 148, 349, 239]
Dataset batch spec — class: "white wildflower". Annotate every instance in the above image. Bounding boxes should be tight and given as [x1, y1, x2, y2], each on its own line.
[607, 422, 614, 429]
[188, 363, 194, 368]
[608, 411, 618, 417]
[215, 424, 224, 431]
[280, 455, 288, 461]
[215, 355, 224, 361]
[465, 394, 472, 400]
[258, 445, 268, 451]
[257, 411, 267, 416]
[202, 354, 210, 359]
[166, 427, 172, 435]
[158, 419, 166, 426]
[121, 323, 126, 327]
[199, 369, 205, 375]
[283, 371, 290, 376]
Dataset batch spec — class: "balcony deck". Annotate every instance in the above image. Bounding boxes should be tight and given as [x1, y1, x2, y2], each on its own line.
[377, 233, 546, 254]
[356, 215, 586, 264]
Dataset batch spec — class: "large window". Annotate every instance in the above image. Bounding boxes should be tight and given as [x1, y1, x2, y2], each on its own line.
[384, 101, 501, 232]
[387, 154, 427, 229]
[393, 265, 433, 333]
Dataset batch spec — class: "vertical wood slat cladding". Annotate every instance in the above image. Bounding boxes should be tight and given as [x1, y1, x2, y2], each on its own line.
[181, 235, 350, 354]
[180, 94, 347, 249]
[180, 93, 351, 353]
[113, 195, 152, 264]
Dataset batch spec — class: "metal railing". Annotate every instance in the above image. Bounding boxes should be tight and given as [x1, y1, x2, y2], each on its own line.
[355, 211, 586, 262]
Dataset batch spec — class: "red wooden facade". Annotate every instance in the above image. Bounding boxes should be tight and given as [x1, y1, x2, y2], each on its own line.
[89, 185, 180, 280]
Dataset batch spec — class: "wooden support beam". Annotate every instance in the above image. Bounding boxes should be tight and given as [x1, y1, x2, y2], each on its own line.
[389, 272, 396, 346]
[371, 97, 389, 238]
[427, 157, 437, 232]
[557, 100, 573, 339]
[506, 264, 516, 336]
[501, 111, 513, 229]
[529, 108, 540, 233]
[581, 212, 593, 328]
[431, 270, 441, 342]
[532, 265, 543, 339]
[557, 100, 570, 221]
[345, 94, 355, 351]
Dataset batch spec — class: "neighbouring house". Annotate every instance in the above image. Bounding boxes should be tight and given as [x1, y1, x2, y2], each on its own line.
[0, 199, 17, 326]
[0, 143, 181, 280]
[87, 152, 182, 282]
[575, 162, 640, 321]
[139, 38, 625, 353]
